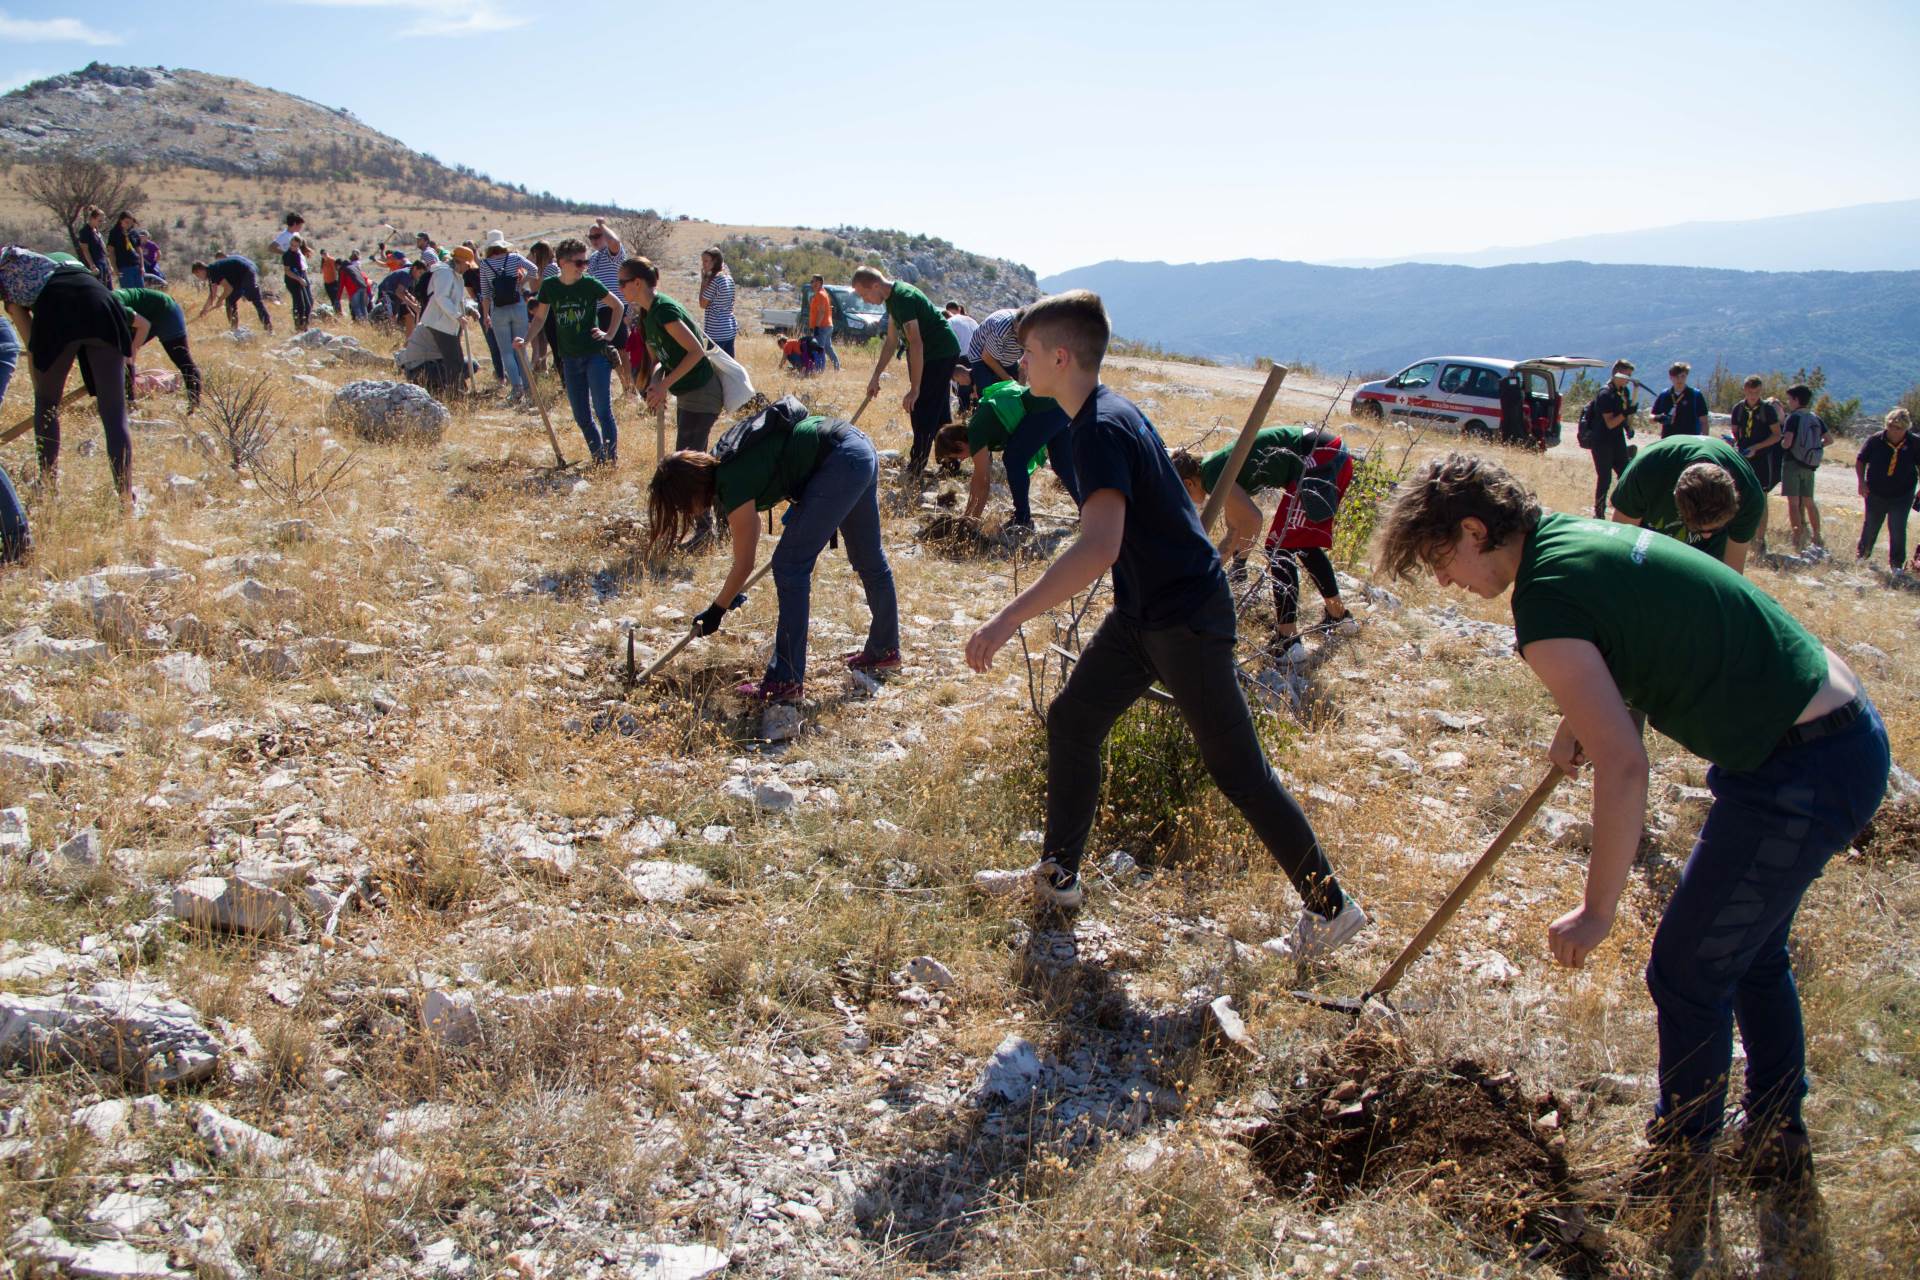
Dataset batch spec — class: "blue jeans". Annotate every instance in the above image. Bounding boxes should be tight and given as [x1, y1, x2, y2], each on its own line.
[813, 324, 839, 370]
[349, 290, 369, 322]
[117, 262, 144, 289]
[0, 314, 18, 406]
[1003, 403, 1078, 524]
[768, 430, 899, 685]
[560, 354, 616, 461]
[489, 303, 530, 394]
[1648, 701, 1890, 1146]
[711, 335, 735, 358]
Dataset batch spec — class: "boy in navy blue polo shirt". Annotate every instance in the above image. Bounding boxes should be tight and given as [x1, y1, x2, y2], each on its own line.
[964, 290, 1365, 959]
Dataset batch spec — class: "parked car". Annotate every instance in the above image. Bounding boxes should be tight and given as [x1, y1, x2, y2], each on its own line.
[1351, 355, 1606, 445]
[759, 284, 889, 342]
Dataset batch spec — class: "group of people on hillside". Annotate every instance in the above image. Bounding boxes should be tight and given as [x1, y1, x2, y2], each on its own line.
[71, 206, 165, 290]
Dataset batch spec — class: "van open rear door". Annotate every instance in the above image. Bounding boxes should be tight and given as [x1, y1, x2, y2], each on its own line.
[1514, 358, 1607, 448]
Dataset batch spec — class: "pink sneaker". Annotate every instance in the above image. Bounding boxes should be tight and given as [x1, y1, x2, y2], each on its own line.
[734, 678, 803, 705]
[843, 648, 902, 674]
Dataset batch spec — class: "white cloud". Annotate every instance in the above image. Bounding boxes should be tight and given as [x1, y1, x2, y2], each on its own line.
[281, 0, 525, 36]
[0, 67, 53, 94]
[0, 12, 123, 44]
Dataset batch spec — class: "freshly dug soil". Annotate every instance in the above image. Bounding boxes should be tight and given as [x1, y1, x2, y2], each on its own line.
[917, 514, 1000, 558]
[1240, 1029, 1607, 1272]
[1853, 801, 1919, 864]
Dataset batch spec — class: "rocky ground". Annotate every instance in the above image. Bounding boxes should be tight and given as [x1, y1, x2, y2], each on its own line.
[0, 312, 1916, 1279]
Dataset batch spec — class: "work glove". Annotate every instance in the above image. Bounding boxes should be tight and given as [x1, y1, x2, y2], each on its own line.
[692, 604, 727, 637]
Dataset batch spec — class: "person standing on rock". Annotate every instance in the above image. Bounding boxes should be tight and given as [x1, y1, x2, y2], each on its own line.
[1376, 452, 1886, 1278]
[934, 378, 1078, 530]
[1585, 359, 1638, 518]
[1, 246, 135, 501]
[1652, 362, 1710, 438]
[1608, 434, 1764, 573]
[192, 255, 274, 333]
[964, 290, 1367, 955]
[281, 234, 314, 333]
[698, 248, 738, 358]
[1854, 407, 1918, 572]
[853, 266, 960, 481]
[522, 238, 619, 464]
[114, 285, 202, 413]
[648, 396, 902, 704]
[620, 256, 723, 492]
[1170, 425, 1358, 666]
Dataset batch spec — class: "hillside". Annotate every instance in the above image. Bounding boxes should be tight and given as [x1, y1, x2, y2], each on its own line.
[1039, 257, 1920, 408]
[1321, 198, 1920, 273]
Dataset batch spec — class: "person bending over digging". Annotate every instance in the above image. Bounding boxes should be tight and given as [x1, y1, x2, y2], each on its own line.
[648, 395, 902, 705]
[963, 290, 1366, 956]
[851, 266, 960, 480]
[933, 379, 1079, 531]
[1376, 453, 1887, 1278]
[1170, 426, 1356, 667]
[1608, 434, 1764, 573]
[114, 285, 203, 413]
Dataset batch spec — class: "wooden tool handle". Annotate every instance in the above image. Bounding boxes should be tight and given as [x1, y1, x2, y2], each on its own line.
[1, 387, 88, 447]
[637, 558, 777, 684]
[514, 346, 568, 468]
[1199, 362, 1288, 536]
[1364, 765, 1563, 1001]
[849, 390, 876, 427]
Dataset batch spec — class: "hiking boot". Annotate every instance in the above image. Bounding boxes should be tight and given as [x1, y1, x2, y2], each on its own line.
[1268, 898, 1368, 963]
[734, 678, 802, 705]
[1271, 636, 1308, 668]
[1032, 859, 1084, 912]
[843, 648, 902, 674]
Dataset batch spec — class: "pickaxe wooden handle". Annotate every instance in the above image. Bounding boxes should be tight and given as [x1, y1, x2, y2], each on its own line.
[513, 346, 568, 468]
[849, 390, 877, 427]
[637, 558, 777, 685]
[1199, 362, 1288, 539]
[1, 387, 88, 447]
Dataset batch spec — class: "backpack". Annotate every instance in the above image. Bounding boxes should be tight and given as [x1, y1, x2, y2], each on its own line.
[1575, 397, 1604, 449]
[489, 259, 521, 306]
[711, 395, 815, 464]
[1296, 441, 1351, 523]
[1784, 411, 1827, 467]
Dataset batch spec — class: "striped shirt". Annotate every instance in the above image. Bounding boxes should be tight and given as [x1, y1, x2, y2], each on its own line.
[586, 248, 626, 323]
[478, 252, 537, 305]
[699, 271, 737, 341]
[969, 307, 1024, 366]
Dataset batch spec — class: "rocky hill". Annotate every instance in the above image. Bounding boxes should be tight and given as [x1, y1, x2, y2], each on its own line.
[722, 225, 1039, 320]
[0, 62, 620, 217]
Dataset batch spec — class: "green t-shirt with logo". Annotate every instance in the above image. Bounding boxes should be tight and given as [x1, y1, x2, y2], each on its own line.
[111, 287, 184, 333]
[641, 292, 714, 394]
[715, 415, 827, 515]
[966, 382, 1059, 467]
[885, 281, 960, 361]
[1198, 426, 1313, 494]
[1609, 435, 1765, 562]
[536, 274, 613, 359]
[1510, 512, 1828, 772]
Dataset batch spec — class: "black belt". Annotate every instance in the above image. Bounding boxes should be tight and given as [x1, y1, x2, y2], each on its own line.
[1778, 694, 1866, 751]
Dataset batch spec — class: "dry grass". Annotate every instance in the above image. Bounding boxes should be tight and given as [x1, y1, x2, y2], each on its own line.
[0, 242, 1915, 1278]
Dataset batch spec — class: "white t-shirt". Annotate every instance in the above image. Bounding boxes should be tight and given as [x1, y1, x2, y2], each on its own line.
[272, 229, 298, 252]
[946, 313, 979, 354]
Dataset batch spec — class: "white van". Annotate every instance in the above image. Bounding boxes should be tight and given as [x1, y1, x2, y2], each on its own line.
[1351, 355, 1606, 444]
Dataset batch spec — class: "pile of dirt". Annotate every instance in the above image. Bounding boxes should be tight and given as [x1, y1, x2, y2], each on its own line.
[1853, 801, 1919, 864]
[1239, 1029, 1606, 1272]
[916, 514, 1000, 558]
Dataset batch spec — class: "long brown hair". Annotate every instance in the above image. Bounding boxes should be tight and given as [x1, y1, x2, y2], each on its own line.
[648, 452, 720, 552]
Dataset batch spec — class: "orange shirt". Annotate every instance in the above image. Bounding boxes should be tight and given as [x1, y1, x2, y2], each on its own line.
[807, 286, 831, 328]
[320, 254, 338, 283]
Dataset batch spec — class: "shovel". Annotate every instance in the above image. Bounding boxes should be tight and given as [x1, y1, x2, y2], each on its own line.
[1291, 764, 1563, 1018]
[635, 558, 777, 685]
[513, 346, 570, 469]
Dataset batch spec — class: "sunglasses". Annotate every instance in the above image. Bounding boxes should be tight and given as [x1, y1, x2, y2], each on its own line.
[566, 257, 589, 267]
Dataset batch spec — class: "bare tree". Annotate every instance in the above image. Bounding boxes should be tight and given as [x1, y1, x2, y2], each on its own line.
[18, 151, 148, 254]
[604, 212, 674, 264]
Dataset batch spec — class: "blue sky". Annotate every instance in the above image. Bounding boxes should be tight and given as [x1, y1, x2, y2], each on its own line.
[3, 0, 1916, 274]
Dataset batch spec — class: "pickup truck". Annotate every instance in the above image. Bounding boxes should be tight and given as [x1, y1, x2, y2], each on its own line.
[760, 284, 890, 342]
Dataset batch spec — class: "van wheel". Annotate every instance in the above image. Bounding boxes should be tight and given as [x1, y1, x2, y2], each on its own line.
[1462, 419, 1493, 441]
[0, 465, 29, 565]
[1352, 398, 1384, 421]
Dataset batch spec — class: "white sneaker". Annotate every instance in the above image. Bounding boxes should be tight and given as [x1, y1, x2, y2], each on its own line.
[1033, 859, 1085, 911]
[1272, 638, 1308, 668]
[1325, 613, 1360, 636]
[1266, 899, 1369, 963]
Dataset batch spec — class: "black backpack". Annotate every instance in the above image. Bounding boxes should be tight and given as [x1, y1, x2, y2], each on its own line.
[1297, 441, 1351, 523]
[712, 395, 814, 464]
[489, 260, 520, 306]
[1575, 396, 1605, 449]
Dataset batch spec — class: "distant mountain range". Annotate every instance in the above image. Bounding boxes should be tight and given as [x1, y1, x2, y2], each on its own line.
[1319, 200, 1920, 273]
[1038, 258, 1920, 409]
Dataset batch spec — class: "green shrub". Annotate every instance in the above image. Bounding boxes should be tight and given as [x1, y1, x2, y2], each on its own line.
[1332, 449, 1401, 570]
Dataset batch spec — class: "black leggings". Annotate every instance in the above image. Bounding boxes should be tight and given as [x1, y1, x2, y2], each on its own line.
[1044, 587, 1345, 916]
[1269, 545, 1340, 627]
[34, 339, 130, 493]
[284, 275, 313, 331]
[1591, 433, 1630, 515]
[156, 335, 202, 411]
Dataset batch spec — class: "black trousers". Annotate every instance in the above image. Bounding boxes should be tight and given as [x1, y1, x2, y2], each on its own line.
[34, 339, 130, 492]
[1590, 432, 1631, 515]
[1044, 585, 1344, 916]
[906, 354, 958, 476]
[156, 334, 202, 411]
[225, 282, 273, 330]
[1270, 545, 1339, 627]
[1859, 490, 1914, 568]
[284, 275, 313, 331]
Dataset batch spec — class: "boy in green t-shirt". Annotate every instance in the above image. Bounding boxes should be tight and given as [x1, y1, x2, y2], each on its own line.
[1609, 434, 1764, 572]
[851, 266, 959, 480]
[931, 380, 1079, 528]
[1376, 454, 1888, 1275]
